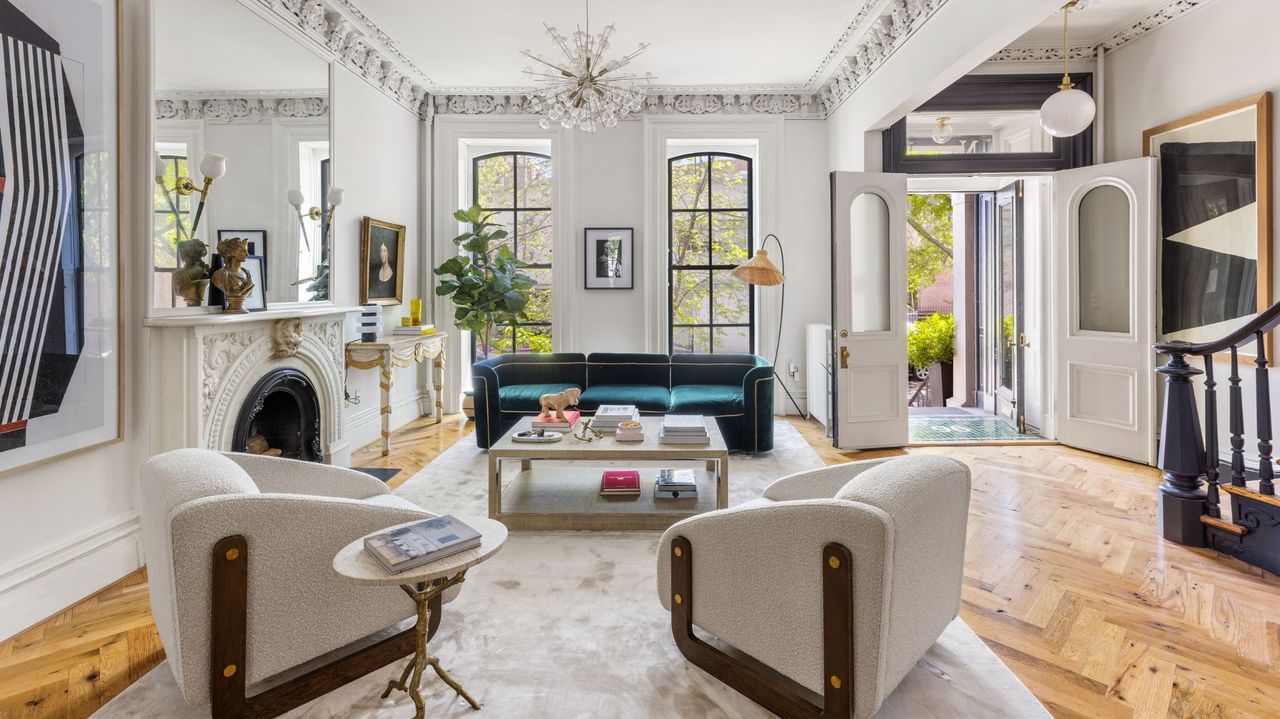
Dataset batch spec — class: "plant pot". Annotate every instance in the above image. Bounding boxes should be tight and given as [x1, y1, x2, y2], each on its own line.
[939, 360, 954, 402]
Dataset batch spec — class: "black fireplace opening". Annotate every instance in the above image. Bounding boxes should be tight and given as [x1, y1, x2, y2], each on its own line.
[233, 369, 322, 462]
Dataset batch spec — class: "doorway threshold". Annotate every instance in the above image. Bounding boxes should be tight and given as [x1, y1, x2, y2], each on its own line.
[908, 414, 1045, 444]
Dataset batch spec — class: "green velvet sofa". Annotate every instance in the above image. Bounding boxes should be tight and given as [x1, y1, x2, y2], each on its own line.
[471, 352, 775, 452]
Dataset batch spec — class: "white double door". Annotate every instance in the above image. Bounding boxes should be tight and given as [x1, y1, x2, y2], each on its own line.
[831, 159, 1157, 463]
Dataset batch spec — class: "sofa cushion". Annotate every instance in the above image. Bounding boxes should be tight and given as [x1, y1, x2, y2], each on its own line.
[671, 353, 760, 386]
[669, 384, 745, 416]
[586, 353, 671, 388]
[579, 384, 671, 412]
[498, 383, 582, 412]
[487, 353, 587, 389]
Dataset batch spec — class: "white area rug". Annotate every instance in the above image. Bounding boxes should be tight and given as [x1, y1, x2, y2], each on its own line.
[97, 422, 1049, 718]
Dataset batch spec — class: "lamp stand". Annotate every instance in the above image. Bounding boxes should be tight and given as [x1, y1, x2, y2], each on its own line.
[758, 234, 806, 418]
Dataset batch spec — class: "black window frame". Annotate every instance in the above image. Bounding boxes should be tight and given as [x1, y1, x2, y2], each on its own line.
[470, 151, 553, 361]
[883, 73, 1094, 175]
[667, 151, 755, 355]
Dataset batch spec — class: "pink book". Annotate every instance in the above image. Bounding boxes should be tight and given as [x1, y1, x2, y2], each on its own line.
[600, 470, 641, 495]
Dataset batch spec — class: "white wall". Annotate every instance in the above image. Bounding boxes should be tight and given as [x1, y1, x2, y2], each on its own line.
[332, 68, 430, 450]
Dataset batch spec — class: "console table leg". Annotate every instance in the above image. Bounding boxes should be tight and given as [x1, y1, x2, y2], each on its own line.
[379, 358, 393, 457]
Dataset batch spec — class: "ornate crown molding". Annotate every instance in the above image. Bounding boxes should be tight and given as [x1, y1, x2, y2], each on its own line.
[805, 0, 883, 89]
[987, 0, 1219, 63]
[155, 93, 329, 123]
[432, 92, 822, 119]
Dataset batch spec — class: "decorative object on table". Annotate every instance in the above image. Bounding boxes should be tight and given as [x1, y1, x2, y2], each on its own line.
[216, 230, 266, 290]
[362, 515, 482, 574]
[584, 227, 634, 289]
[572, 418, 605, 442]
[590, 404, 641, 433]
[0, 0, 123, 474]
[409, 298, 424, 326]
[521, 0, 653, 132]
[360, 216, 406, 305]
[532, 409, 581, 432]
[600, 470, 641, 496]
[512, 428, 564, 443]
[171, 239, 211, 307]
[538, 387, 582, 422]
[1145, 91, 1272, 353]
[345, 332, 448, 456]
[359, 303, 382, 343]
[655, 468, 698, 498]
[1039, 0, 1095, 138]
[271, 318, 304, 360]
[289, 187, 341, 302]
[392, 323, 435, 336]
[209, 237, 256, 314]
[732, 233, 805, 416]
[660, 415, 710, 445]
[433, 204, 536, 358]
[615, 420, 645, 442]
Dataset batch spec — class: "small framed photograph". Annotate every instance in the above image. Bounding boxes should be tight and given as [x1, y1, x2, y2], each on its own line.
[217, 230, 267, 290]
[584, 227, 633, 289]
[208, 254, 268, 311]
[361, 217, 406, 305]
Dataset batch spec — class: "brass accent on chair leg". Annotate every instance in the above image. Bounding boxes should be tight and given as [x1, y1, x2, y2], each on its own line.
[210, 536, 443, 719]
[669, 536, 854, 718]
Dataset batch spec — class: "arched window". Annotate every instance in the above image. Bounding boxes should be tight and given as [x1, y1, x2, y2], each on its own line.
[668, 152, 753, 353]
[471, 151, 553, 359]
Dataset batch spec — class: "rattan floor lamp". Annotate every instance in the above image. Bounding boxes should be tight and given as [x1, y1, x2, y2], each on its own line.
[732, 233, 805, 417]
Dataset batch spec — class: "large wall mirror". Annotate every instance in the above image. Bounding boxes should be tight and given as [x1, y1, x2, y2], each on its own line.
[152, 0, 332, 311]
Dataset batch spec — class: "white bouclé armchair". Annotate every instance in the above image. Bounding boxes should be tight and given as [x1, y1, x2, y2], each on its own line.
[139, 449, 455, 715]
[657, 455, 971, 718]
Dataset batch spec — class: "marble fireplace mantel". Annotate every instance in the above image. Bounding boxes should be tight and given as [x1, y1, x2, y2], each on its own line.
[146, 305, 357, 465]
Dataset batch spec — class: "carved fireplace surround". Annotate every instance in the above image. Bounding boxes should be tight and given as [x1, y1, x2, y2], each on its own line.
[145, 306, 356, 465]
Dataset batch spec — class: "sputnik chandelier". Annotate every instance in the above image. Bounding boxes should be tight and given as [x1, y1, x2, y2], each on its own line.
[521, 0, 654, 132]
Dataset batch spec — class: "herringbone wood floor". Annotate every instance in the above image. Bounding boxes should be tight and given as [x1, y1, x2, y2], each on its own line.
[2, 416, 1277, 718]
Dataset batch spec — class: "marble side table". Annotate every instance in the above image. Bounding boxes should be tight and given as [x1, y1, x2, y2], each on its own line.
[333, 516, 507, 718]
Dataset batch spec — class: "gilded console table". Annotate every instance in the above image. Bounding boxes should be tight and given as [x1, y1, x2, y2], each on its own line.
[345, 332, 447, 456]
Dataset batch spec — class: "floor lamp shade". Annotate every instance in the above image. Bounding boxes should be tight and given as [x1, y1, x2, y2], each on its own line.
[731, 249, 785, 286]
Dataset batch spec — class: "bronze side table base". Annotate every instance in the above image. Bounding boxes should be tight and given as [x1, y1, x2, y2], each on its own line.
[380, 574, 481, 718]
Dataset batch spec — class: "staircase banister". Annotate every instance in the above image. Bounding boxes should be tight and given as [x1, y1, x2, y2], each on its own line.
[1153, 301, 1280, 357]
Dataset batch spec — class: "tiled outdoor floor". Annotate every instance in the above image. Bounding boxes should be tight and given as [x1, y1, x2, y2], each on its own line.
[908, 415, 1040, 442]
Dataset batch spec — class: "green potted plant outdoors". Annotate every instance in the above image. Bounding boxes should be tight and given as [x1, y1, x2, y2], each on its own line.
[907, 312, 957, 402]
[433, 204, 536, 358]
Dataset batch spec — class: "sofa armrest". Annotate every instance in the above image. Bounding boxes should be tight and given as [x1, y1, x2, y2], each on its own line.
[656, 499, 892, 708]
[742, 357, 775, 452]
[222, 453, 389, 499]
[471, 360, 502, 449]
[761, 458, 895, 502]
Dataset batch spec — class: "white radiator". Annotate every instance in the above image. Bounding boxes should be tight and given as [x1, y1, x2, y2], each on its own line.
[806, 324, 832, 429]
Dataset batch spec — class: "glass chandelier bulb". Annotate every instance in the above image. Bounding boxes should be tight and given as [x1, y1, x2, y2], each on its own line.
[1040, 87, 1096, 137]
[931, 117, 953, 144]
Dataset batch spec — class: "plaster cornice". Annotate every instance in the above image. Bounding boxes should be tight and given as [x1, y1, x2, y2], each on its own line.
[155, 92, 329, 123]
[987, 0, 1221, 63]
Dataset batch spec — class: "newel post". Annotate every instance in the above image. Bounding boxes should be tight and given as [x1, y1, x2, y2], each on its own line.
[1155, 344, 1207, 547]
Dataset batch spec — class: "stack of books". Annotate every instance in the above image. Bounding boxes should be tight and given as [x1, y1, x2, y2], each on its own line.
[614, 420, 645, 442]
[655, 468, 698, 499]
[599, 470, 641, 496]
[391, 323, 435, 336]
[363, 515, 481, 574]
[532, 410, 580, 432]
[591, 405, 640, 433]
[660, 415, 709, 444]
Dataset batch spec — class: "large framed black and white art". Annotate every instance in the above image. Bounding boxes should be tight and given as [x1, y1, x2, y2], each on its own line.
[0, 0, 122, 473]
[1145, 92, 1272, 354]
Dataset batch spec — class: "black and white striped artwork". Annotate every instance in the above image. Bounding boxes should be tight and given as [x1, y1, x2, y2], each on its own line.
[0, 0, 121, 472]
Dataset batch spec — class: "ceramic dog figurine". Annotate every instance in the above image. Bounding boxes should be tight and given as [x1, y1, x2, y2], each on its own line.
[539, 387, 582, 422]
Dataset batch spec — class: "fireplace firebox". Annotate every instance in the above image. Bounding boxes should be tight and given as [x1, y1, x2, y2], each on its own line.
[233, 369, 322, 462]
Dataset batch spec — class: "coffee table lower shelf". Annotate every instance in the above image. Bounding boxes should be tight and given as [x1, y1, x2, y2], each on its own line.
[494, 466, 722, 531]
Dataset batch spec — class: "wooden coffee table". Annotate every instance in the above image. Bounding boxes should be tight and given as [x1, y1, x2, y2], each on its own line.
[486, 416, 730, 530]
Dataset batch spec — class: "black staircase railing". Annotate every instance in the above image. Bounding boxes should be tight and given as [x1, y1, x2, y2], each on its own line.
[1155, 303, 1280, 575]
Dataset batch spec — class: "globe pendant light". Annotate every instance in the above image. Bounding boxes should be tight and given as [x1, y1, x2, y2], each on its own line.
[930, 116, 954, 144]
[1040, 0, 1095, 138]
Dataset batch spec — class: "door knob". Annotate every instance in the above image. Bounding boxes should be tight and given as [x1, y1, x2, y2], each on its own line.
[1018, 332, 1031, 348]
[839, 346, 850, 369]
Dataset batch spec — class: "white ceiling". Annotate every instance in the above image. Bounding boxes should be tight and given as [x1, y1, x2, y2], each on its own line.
[1008, 0, 1169, 48]
[356, 0, 874, 90]
[154, 0, 328, 93]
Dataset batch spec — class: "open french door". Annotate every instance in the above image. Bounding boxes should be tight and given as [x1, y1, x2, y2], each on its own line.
[831, 171, 909, 449]
[992, 182, 1026, 432]
[1052, 158, 1157, 464]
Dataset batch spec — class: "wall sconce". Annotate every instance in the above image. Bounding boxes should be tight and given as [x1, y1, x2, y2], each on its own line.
[155, 151, 227, 240]
[288, 186, 344, 251]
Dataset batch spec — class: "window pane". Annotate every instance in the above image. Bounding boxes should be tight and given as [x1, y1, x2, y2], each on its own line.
[671, 155, 709, 209]
[515, 324, 552, 353]
[999, 202, 1015, 391]
[525, 267, 553, 324]
[1077, 185, 1130, 333]
[710, 155, 749, 209]
[476, 155, 514, 208]
[671, 212, 709, 265]
[713, 326, 750, 353]
[153, 214, 178, 267]
[517, 210, 552, 265]
[672, 270, 710, 324]
[710, 211, 749, 265]
[516, 154, 551, 208]
[712, 270, 750, 324]
[849, 193, 891, 332]
[673, 326, 710, 354]
[484, 210, 515, 257]
[475, 325, 511, 359]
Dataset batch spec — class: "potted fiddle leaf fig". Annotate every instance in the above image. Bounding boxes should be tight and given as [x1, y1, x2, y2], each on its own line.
[433, 204, 536, 358]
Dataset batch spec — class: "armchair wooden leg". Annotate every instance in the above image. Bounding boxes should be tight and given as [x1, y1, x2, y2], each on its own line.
[210, 536, 442, 719]
[668, 536, 854, 718]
